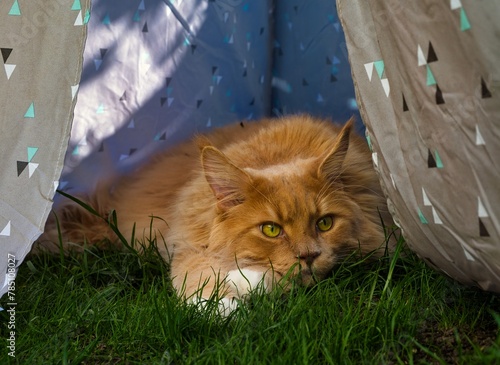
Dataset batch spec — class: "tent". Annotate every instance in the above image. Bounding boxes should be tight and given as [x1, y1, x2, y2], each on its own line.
[1, 0, 499, 298]
[337, 0, 500, 292]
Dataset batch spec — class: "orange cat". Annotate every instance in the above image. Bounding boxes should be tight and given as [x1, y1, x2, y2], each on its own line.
[38, 115, 393, 314]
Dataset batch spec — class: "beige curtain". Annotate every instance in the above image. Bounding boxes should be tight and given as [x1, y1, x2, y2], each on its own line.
[0, 0, 89, 297]
[337, 0, 500, 292]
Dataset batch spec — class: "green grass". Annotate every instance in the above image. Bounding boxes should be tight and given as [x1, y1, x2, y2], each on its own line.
[1, 236, 499, 364]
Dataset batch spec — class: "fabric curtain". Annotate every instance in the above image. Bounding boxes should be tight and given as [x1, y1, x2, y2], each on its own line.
[0, 1, 90, 297]
[337, 0, 500, 292]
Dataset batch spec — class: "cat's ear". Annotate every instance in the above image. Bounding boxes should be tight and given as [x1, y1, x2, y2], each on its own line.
[318, 117, 354, 181]
[194, 135, 213, 150]
[201, 146, 251, 211]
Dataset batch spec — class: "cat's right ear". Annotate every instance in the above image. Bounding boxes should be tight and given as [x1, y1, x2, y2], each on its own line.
[195, 135, 213, 150]
[201, 146, 251, 212]
[318, 117, 353, 181]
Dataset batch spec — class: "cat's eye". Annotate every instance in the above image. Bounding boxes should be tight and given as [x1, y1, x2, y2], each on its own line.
[260, 222, 282, 238]
[316, 216, 334, 232]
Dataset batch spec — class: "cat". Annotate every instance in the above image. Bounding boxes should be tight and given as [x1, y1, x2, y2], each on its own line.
[37, 115, 394, 315]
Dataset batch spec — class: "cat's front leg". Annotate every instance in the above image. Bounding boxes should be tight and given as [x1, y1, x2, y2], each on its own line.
[189, 268, 271, 317]
[181, 267, 272, 317]
[215, 268, 270, 316]
[225, 268, 270, 297]
[189, 269, 269, 317]
[171, 250, 276, 316]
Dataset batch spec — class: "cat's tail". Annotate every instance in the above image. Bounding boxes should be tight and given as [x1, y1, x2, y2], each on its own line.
[34, 181, 117, 254]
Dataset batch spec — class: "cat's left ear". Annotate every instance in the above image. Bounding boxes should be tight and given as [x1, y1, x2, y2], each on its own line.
[201, 146, 252, 212]
[318, 117, 354, 181]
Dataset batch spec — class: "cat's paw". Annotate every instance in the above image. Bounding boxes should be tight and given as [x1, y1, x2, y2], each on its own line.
[187, 269, 268, 317]
[189, 296, 240, 317]
[218, 297, 240, 317]
[226, 268, 268, 297]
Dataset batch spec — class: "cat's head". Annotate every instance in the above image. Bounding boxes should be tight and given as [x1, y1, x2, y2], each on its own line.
[201, 119, 386, 286]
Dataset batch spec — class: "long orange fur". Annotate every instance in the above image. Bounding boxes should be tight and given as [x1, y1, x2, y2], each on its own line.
[37, 115, 394, 305]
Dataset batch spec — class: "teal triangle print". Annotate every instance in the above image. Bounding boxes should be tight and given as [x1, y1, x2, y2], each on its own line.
[24, 103, 35, 118]
[154, 132, 166, 141]
[460, 8, 471, 31]
[434, 150, 444, 168]
[84, 9, 91, 24]
[418, 208, 429, 224]
[366, 135, 372, 151]
[71, 0, 81, 11]
[9, 0, 21, 16]
[374, 60, 385, 78]
[27, 147, 38, 162]
[426, 66, 436, 86]
[102, 14, 111, 25]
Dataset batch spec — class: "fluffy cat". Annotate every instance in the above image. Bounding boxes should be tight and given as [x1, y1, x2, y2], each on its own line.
[37, 115, 393, 314]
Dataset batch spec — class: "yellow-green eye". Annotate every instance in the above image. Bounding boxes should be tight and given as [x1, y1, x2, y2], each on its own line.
[260, 222, 282, 238]
[317, 216, 334, 232]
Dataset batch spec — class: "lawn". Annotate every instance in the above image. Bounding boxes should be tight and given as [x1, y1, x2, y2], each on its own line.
[1, 234, 499, 364]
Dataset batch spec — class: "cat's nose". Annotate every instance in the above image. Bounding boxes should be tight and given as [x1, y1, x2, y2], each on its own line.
[298, 250, 321, 266]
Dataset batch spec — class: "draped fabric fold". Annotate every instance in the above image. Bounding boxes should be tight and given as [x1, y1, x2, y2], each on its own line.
[0, 1, 90, 297]
[337, 0, 500, 292]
